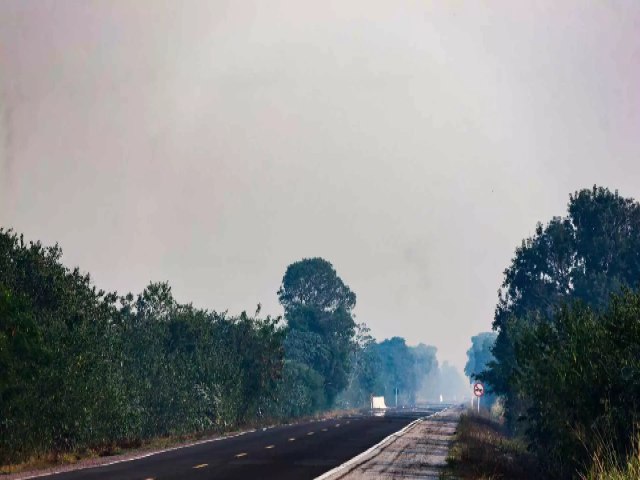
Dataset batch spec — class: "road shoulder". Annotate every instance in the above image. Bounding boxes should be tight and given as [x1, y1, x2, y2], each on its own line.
[318, 406, 463, 480]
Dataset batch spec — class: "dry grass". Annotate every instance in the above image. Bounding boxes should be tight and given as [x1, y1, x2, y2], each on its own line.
[442, 409, 539, 480]
[0, 451, 92, 476]
[581, 434, 640, 480]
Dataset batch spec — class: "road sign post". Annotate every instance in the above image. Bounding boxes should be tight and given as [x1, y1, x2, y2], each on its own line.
[473, 382, 485, 413]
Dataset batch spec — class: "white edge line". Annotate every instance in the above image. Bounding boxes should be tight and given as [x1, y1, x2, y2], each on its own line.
[13, 408, 447, 480]
[13, 412, 359, 480]
[314, 407, 451, 480]
[14, 428, 257, 480]
[16, 417, 343, 480]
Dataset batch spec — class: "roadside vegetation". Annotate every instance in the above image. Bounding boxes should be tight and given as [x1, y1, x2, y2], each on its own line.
[468, 186, 640, 479]
[0, 231, 458, 469]
[444, 410, 539, 480]
[0, 230, 284, 467]
[581, 434, 640, 480]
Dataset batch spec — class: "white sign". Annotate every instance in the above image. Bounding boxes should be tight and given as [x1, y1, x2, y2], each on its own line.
[371, 396, 387, 409]
[473, 382, 485, 397]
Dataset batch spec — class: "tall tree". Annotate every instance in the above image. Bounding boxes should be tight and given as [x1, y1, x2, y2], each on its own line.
[278, 258, 357, 407]
[486, 186, 640, 426]
[278, 258, 356, 314]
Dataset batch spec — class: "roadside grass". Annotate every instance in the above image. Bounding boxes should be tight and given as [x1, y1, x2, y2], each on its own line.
[442, 409, 539, 480]
[0, 434, 199, 476]
[0, 408, 361, 477]
[580, 433, 640, 480]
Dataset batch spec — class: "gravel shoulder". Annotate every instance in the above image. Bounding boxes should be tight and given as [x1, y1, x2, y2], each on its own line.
[320, 405, 463, 480]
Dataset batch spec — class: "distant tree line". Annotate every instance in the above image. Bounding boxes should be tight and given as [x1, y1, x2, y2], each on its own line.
[274, 258, 443, 412]
[0, 236, 443, 464]
[478, 186, 640, 478]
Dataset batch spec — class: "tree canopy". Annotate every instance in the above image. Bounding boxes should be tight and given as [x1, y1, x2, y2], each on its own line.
[487, 187, 640, 409]
[464, 332, 497, 380]
[0, 228, 284, 464]
[1, 234, 445, 465]
[277, 258, 356, 314]
[278, 257, 357, 406]
[480, 186, 640, 477]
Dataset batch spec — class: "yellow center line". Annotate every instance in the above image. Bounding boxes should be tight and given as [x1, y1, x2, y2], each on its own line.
[235, 452, 248, 458]
[265, 445, 275, 449]
[193, 464, 208, 469]
[288, 437, 296, 441]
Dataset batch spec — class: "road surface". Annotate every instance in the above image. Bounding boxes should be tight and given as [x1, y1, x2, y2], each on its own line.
[30, 406, 447, 480]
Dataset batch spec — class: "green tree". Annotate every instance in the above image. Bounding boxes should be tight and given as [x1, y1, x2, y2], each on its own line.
[0, 228, 286, 463]
[374, 337, 416, 405]
[465, 332, 497, 406]
[464, 332, 497, 380]
[278, 258, 357, 408]
[336, 323, 382, 408]
[508, 291, 640, 478]
[486, 186, 640, 426]
[278, 258, 356, 314]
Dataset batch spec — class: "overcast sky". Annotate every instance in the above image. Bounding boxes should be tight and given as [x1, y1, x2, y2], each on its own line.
[1, 1, 639, 372]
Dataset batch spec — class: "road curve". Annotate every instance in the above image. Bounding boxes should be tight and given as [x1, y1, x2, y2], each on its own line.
[26, 407, 446, 480]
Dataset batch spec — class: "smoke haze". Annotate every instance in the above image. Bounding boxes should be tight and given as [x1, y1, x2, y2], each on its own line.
[1, 1, 639, 370]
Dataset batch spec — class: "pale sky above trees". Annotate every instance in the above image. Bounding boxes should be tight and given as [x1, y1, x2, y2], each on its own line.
[1, 0, 639, 370]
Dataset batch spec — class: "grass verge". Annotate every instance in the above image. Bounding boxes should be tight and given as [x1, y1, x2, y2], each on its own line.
[442, 409, 539, 480]
[580, 433, 640, 480]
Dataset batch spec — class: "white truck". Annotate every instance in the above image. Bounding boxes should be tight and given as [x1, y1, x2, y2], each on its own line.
[370, 396, 387, 410]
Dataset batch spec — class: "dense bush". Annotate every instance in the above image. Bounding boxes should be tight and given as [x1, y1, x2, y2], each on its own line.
[480, 186, 640, 478]
[510, 291, 640, 478]
[0, 235, 442, 465]
[0, 229, 284, 464]
[486, 187, 640, 428]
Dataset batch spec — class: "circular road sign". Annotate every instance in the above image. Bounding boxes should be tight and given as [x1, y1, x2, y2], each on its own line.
[473, 382, 485, 397]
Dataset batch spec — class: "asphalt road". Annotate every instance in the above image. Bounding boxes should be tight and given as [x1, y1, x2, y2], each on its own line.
[42, 406, 446, 480]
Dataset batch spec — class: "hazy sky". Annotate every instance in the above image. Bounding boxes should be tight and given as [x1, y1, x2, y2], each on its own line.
[1, 1, 639, 371]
